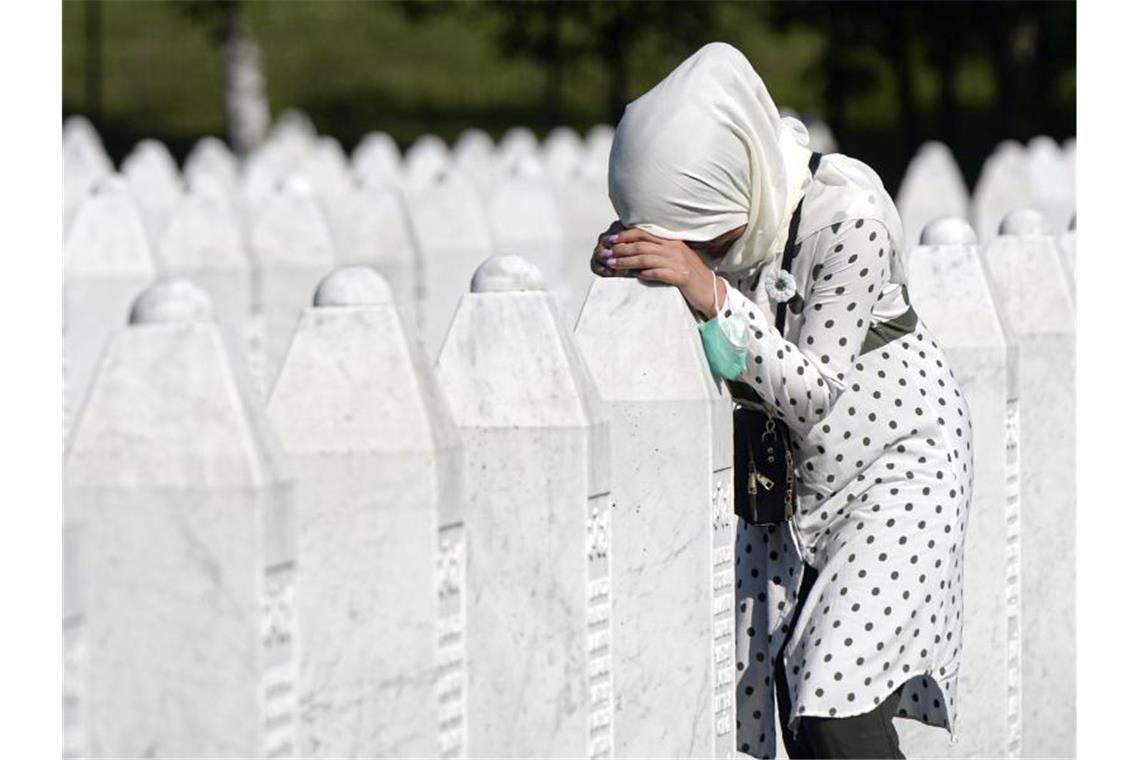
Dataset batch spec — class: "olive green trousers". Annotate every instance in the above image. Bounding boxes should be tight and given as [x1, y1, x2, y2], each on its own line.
[773, 564, 906, 759]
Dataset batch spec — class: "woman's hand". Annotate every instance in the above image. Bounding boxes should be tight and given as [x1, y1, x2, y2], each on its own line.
[590, 220, 629, 279]
[603, 227, 724, 318]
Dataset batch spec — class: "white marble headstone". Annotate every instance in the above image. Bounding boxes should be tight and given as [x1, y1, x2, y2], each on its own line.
[583, 124, 615, 180]
[971, 141, 1032, 245]
[247, 179, 339, 396]
[267, 266, 464, 758]
[453, 127, 496, 191]
[436, 255, 614, 758]
[326, 183, 421, 317]
[896, 142, 971, 256]
[541, 126, 583, 181]
[63, 116, 113, 233]
[901, 217, 1022, 758]
[1025, 136, 1075, 242]
[575, 277, 736, 758]
[982, 209, 1075, 759]
[804, 118, 838, 154]
[351, 131, 403, 188]
[64, 115, 113, 176]
[495, 126, 539, 171]
[184, 136, 240, 201]
[270, 108, 317, 152]
[121, 139, 185, 246]
[240, 141, 288, 223]
[297, 135, 352, 211]
[405, 134, 452, 192]
[484, 156, 568, 311]
[553, 174, 618, 326]
[158, 190, 253, 365]
[64, 279, 296, 758]
[1058, 214, 1076, 302]
[64, 176, 156, 433]
[407, 167, 496, 355]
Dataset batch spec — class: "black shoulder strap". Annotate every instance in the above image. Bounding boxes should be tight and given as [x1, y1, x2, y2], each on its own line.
[774, 151, 822, 335]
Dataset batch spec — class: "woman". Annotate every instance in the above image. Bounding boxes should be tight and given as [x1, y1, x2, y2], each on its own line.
[593, 43, 973, 759]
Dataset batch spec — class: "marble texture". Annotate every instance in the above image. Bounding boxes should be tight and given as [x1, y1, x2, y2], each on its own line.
[436, 256, 613, 758]
[900, 217, 1022, 758]
[895, 142, 971, 256]
[247, 181, 338, 396]
[267, 266, 464, 758]
[574, 278, 736, 758]
[407, 168, 496, 356]
[64, 176, 156, 434]
[65, 280, 296, 758]
[1058, 216, 1076, 303]
[983, 209, 1076, 759]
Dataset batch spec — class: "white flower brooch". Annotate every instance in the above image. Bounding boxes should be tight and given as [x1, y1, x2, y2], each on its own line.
[762, 268, 798, 303]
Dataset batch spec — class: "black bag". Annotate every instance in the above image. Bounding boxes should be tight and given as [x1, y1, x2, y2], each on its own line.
[727, 151, 821, 526]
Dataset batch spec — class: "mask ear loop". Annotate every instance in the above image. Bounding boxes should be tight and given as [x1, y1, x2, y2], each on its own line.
[711, 269, 720, 316]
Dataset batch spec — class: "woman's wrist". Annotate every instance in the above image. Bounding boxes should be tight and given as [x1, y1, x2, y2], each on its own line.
[694, 275, 727, 320]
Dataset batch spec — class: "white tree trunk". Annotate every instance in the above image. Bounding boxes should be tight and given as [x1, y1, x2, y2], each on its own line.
[224, 9, 270, 158]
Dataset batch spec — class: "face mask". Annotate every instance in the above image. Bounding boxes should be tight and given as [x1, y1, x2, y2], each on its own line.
[698, 311, 749, 381]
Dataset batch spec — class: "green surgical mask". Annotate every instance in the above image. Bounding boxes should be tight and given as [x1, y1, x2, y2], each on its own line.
[698, 315, 747, 381]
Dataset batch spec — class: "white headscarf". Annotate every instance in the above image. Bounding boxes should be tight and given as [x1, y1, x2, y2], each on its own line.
[608, 42, 905, 281]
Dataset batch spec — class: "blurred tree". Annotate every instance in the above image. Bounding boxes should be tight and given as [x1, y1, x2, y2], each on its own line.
[769, 0, 1073, 180]
[572, 1, 717, 122]
[769, 2, 915, 153]
[396, 0, 716, 125]
[174, 0, 270, 155]
[83, 0, 103, 125]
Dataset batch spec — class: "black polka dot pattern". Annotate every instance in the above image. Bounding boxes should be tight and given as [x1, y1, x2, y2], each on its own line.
[729, 218, 973, 756]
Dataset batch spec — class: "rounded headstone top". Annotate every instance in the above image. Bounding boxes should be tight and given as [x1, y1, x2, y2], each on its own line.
[471, 255, 546, 293]
[999, 208, 1052, 236]
[129, 278, 214, 325]
[313, 266, 394, 306]
[919, 216, 978, 246]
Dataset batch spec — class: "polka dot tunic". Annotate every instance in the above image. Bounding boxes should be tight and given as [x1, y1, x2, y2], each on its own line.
[722, 215, 974, 758]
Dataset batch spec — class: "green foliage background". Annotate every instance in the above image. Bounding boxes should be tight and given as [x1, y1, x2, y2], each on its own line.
[62, 0, 1076, 194]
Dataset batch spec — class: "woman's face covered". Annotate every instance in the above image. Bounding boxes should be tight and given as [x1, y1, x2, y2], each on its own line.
[607, 42, 812, 274]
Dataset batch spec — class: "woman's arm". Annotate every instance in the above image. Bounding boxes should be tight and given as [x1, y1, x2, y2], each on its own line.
[716, 219, 892, 431]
